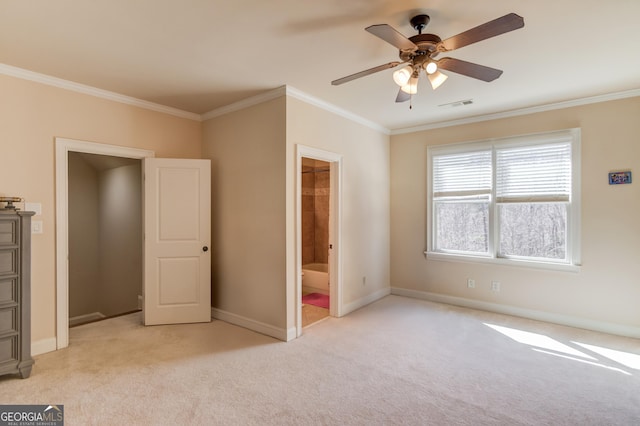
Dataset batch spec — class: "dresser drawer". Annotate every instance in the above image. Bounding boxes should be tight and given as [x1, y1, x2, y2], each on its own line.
[0, 250, 17, 275]
[0, 221, 16, 245]
[0, 278, 16, 304]
[0, 307, 17, 335]
[0, 335, 18, 364]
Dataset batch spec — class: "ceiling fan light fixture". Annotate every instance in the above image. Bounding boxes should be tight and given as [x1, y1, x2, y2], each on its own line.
[393, 66, 413, 87]
[428, 70, 448, 90]
[331, 13, 525, 106]
[400, 76, 419, 94]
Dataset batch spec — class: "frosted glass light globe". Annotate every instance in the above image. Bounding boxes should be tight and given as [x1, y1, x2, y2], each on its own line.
[393, 66, 413, 86]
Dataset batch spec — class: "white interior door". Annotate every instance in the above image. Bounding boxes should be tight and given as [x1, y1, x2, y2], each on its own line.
[143, 158, 211, 325]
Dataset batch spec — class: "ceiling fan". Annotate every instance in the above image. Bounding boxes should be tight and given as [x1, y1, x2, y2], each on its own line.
[331, 13, 524, 103]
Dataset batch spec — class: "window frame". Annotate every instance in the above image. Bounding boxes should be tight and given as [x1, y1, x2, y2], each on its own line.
[426, 129, 581, 272]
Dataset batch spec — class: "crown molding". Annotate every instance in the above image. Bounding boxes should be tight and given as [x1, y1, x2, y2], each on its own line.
[201, 85, 390, 135]
[284, 86, 390, 135]
[391, 88, 640, 135]
[0, 63, 201, 121]
[1, 62, 387, 133]
[200, 86, 288, 121]
[6, 61, 635, 136]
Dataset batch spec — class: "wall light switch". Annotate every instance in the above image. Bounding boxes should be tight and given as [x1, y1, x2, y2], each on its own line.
[32, 220, 43, 234]
[25, 202, 42, 216]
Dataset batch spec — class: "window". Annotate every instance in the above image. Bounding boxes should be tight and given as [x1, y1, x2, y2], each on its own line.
[427, 129, 580, 269]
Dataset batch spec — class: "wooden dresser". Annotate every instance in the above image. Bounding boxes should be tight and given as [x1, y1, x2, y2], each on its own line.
[0, 209, 34, 379]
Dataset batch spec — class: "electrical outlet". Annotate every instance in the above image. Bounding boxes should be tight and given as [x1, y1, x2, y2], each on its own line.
[491, 281, 501, 292]
[467, 279, 475, 289]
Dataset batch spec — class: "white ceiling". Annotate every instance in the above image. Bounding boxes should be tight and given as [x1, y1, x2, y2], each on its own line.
[2, 0, 639, 131]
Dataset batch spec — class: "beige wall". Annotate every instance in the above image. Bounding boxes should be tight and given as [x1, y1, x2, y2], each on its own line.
[2, 72, 389, 347]
[287, 97, 391, 323]
[99, 163, 142, 316]
[390, 96, 640, 333]
[11, 63, 636, 349]
[0, 74, 201, 345]
[68, 154, 101, 317]
[202, 97, 288, 329]
[201, 93, 391, 336]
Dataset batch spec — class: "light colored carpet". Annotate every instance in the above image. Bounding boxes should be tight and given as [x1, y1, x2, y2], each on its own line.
[1, 295, 639, 425]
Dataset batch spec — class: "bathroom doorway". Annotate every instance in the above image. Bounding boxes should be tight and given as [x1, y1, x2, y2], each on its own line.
[296, 145, 342, 338]
[301, 157, 331, 327]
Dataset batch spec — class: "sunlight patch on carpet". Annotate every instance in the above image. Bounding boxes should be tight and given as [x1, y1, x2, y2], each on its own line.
[485, 323, 595, 359]
[574, 342, 640, 370]
[485, 322, 636, 376]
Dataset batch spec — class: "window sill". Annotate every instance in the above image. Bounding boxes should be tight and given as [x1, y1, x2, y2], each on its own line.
[424, 251, 581, 273]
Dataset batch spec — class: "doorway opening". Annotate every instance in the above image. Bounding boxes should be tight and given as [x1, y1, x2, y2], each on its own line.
[67, 152, 142, 327]
[55, 138, 154, 349]
[296, 145, 342, 337]
[301, 158, 330, 327]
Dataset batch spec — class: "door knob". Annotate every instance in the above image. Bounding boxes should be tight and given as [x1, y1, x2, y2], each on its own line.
[203, 246, 209, 252]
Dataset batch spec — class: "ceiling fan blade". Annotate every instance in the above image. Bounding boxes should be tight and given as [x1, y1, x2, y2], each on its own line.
[366, 24, 418, 51]
[331, 61, 403, 86]
[440, 13, 524, 51]
[437, 57, 503, 82]
[395, 88, 410, 103]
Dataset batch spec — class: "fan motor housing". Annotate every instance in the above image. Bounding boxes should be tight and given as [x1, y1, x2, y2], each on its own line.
[400, 33, 442, 61]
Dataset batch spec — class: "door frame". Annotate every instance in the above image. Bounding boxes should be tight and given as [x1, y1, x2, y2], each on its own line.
[55, 137, 154, 349]
[296, 145, 342, 337]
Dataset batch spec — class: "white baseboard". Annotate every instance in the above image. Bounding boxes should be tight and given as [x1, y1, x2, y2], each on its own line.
[69, 312, 106, 327]
[391, 287, 640, 339]
[211, 308, 289, 341]
[285, 326, 297, 342]
[211, 287, 390, 342]
[342, 287, 391, 316]
[32, 337, 57, 356]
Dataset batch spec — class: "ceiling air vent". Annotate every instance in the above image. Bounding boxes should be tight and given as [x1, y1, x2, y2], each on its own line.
[438, 99, 474, 108]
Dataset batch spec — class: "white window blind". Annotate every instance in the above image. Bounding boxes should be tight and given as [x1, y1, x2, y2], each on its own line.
[427, 128, 581, 269]
[433, 150, 492, 198]
[496, 143, 571, 203]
